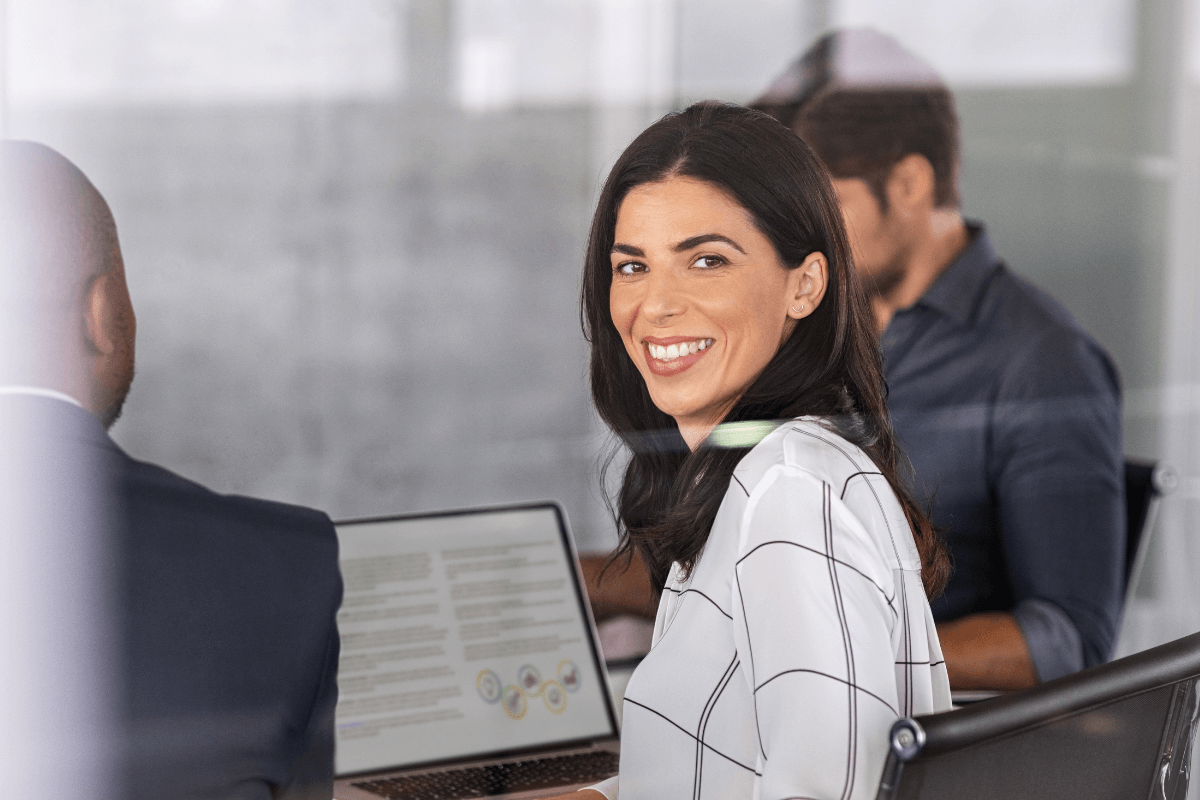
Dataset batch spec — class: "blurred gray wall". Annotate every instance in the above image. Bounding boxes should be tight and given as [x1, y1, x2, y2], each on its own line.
[8, 0, 625, 549]
[15, 101, 608, 538]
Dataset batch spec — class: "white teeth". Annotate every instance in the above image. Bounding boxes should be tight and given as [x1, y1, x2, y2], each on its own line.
[648, 339, 714, 362]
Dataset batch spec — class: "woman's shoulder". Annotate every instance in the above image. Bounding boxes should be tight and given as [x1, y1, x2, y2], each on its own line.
[729, 417, 920, 572]
[731, 416, 877, 495]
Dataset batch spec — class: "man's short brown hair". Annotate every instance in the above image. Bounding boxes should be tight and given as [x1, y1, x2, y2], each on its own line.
[795, 85, 960, 210]
[751, 29, 961, 211]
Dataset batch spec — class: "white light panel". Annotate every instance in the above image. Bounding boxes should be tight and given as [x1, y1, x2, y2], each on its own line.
[830, 0, 1137, 86]
[7, 0, 401, 105]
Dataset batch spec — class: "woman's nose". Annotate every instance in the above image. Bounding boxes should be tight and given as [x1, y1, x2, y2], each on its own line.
[640, 270, 686, 325]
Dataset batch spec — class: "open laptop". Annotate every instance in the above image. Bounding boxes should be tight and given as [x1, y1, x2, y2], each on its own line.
[333, 502, 621, 800]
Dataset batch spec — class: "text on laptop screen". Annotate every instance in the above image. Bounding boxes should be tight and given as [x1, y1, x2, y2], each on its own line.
[335, 506, 614, 776]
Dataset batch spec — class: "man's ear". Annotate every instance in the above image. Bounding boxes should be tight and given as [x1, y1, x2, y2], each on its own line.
[786, 251, 828, 320]
[84, 274, 116, 357]
[884, 153, 937, 218]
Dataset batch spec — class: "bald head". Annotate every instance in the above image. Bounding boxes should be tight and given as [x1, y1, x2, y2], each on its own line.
[1, 141, 136, 427]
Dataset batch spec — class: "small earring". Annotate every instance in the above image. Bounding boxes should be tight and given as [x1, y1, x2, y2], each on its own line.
[791, 305, 804, 315]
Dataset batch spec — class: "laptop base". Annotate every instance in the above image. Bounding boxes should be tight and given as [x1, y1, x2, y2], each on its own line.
[335, 740, 619, 800]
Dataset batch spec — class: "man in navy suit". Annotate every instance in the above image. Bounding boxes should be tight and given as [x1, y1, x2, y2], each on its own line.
[0, 141, 341, 799]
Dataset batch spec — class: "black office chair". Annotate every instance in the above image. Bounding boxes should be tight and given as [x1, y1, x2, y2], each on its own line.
[1124, 459, 1170, 596]
[876, 631, 1200, 800]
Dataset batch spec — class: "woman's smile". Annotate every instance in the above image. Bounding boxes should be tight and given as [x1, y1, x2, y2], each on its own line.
[643, 336, 716, 375]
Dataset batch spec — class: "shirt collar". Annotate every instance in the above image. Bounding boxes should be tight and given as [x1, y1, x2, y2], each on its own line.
[908, 222, 1000, 326]
[0, 385, 86, 409]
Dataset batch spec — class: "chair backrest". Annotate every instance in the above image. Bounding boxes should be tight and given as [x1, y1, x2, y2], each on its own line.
[1124, 459, 1163, 594]
[875, 631, 1200, 800]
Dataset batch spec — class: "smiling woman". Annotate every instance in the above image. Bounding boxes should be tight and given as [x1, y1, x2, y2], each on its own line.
[608, 176, 827, 449]
[565, 102, 953, 800]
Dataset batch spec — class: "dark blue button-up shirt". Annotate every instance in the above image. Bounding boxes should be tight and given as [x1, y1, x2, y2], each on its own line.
[883, 224, 1124, 681]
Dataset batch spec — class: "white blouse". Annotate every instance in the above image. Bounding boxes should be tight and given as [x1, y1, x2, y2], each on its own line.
[594, 418, 951, 800]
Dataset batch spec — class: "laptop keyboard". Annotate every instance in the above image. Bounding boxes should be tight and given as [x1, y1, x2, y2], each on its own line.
[352, 750, 620, 799]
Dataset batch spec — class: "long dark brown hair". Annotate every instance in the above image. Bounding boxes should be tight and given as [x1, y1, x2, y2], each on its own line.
[581, 101, 949, 598]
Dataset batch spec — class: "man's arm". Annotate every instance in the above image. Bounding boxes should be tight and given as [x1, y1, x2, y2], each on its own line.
[278, 522, 342, 800]
[579, 550, 656, 621]
[277, 622, 339, 799]
[989, 331, 1125, 684]
[937, 613, 1037, 690]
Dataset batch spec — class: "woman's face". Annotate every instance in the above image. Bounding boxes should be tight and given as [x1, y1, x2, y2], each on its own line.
[609, 176, 825, 448]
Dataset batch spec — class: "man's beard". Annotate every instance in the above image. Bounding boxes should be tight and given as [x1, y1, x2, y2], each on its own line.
[97, 352, 134, 430]
[98, 383, 130, 429]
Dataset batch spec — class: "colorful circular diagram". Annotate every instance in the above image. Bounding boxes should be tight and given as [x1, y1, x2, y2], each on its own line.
[557, 660, 581, 693]
[476, 670, 502, 704]
[502, 685, 527, 720]
[517, 664, 542, 693]
[541, 680, 567, 714]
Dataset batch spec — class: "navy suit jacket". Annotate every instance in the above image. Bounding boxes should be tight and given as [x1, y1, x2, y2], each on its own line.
[5, 395, 342, 799]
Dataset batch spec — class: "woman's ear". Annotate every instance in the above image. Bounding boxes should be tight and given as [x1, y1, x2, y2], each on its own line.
[786, 251, 828, 320]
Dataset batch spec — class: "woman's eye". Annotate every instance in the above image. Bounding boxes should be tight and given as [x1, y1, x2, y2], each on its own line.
[693, 255, 725, 269]
[615, 261, 646, 275]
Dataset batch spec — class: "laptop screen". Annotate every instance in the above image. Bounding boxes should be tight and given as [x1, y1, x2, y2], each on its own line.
[334, 503, 618, 776]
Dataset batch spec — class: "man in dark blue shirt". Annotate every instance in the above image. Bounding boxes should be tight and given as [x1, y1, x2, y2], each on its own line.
[752, 29, 1125, 689]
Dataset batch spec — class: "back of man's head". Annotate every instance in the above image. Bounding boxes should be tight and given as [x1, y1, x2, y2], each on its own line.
[1, 141, 135, 426]
[752, 29, 961, 210]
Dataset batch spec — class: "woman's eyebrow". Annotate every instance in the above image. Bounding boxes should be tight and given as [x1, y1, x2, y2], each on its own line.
[674, 233, 746, 254]
[612, 243, 645, 256]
